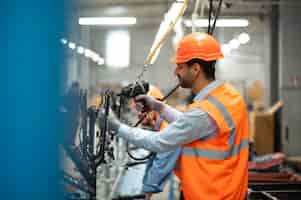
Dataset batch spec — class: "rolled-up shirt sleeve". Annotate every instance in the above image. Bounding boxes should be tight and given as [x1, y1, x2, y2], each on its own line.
[118, 108, 217, 153]
[142, 148, 182, 193]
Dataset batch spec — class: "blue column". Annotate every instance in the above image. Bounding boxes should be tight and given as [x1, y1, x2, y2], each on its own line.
[1, 0, 68, 199]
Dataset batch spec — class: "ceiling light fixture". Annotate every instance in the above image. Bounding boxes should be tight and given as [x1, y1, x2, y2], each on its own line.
[77, 46, 85, 54]
[98, 58, 105, 66]
[84, 49, 92, 58]
[106, 30, 130, 68]
[238, 32, 250, 44]
[221, 44, 231, 54]
[229, 39, 240, 49]
[68, 42, 76, 49]
[79, 17, 137, 26]
[184, 19, 249, 27]
[61, 38, 67, 44]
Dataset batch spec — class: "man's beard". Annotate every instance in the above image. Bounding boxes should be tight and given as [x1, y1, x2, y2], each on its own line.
[177, 75, 192, 88]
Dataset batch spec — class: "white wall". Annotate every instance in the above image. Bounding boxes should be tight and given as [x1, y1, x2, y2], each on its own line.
[279, 4, 301, 155]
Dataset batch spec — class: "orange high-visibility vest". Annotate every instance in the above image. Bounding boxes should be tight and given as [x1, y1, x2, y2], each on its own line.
[176, 83, 249, 200]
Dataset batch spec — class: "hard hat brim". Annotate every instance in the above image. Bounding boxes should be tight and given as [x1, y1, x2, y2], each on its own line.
[170, 54, 224, 64]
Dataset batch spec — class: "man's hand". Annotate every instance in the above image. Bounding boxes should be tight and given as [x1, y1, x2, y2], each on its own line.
[98, 109, 121, 135]
[145, 192, 153, 200]
[139, 111, 156, 128]
[135, 95, 163, 113]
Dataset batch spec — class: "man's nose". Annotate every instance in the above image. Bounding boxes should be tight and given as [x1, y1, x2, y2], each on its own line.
[174, 66, 179, 76]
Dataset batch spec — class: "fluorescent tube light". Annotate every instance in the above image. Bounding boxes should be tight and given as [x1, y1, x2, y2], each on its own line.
[184, 19, 249, 27]
[79, 17, 136, 26]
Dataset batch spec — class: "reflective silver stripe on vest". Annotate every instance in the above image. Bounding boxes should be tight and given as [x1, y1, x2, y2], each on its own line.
[182, 95, 248, 160]
[207, 96, 236, 149]
[182, 139, 249, 160]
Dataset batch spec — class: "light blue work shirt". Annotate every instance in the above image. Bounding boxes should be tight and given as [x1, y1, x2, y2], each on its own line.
[118, 80, 224, 193]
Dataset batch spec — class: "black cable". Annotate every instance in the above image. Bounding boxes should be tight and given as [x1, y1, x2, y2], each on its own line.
[112, 194, 146, 200]
[210, 0, 223, 35]
[207, 0, 213, 34]
[95, 90, 110, 167]
[126, 142, 153, 161]
[117, 96, 123, 119]
[125, 160, 149, 167]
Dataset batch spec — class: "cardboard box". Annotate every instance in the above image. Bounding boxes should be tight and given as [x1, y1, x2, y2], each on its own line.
[249, 101, 283, 155]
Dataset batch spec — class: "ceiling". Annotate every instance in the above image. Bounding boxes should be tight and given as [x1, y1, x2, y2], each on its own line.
[76, 0, 301, 27]
[78, 0, 301, 18]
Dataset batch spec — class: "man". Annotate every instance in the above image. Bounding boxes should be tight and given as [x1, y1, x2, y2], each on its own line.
[105, 32, 249, 200]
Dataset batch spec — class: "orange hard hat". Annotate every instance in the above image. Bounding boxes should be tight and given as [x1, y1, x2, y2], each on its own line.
[170, 32, 223, 63]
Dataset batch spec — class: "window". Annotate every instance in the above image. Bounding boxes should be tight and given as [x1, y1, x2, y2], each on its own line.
[106, 30, 130, 68]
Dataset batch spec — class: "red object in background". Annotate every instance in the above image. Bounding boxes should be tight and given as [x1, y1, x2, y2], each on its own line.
[248, 152, 285, 171]
[249, 171, 301, 182]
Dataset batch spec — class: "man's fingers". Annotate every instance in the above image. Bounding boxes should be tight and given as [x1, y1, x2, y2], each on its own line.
[134, 94, 147, 102]
[145, 193, 153, 200]
[135, 102, 145, 112]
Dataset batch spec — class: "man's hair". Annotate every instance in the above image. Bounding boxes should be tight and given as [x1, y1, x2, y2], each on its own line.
[186, 59, 216, 80]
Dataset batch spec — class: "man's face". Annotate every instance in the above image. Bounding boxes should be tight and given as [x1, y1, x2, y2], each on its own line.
[174, 63, 195, 88]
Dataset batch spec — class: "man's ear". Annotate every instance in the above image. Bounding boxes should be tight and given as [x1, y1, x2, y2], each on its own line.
[192, 63, 202, 75]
